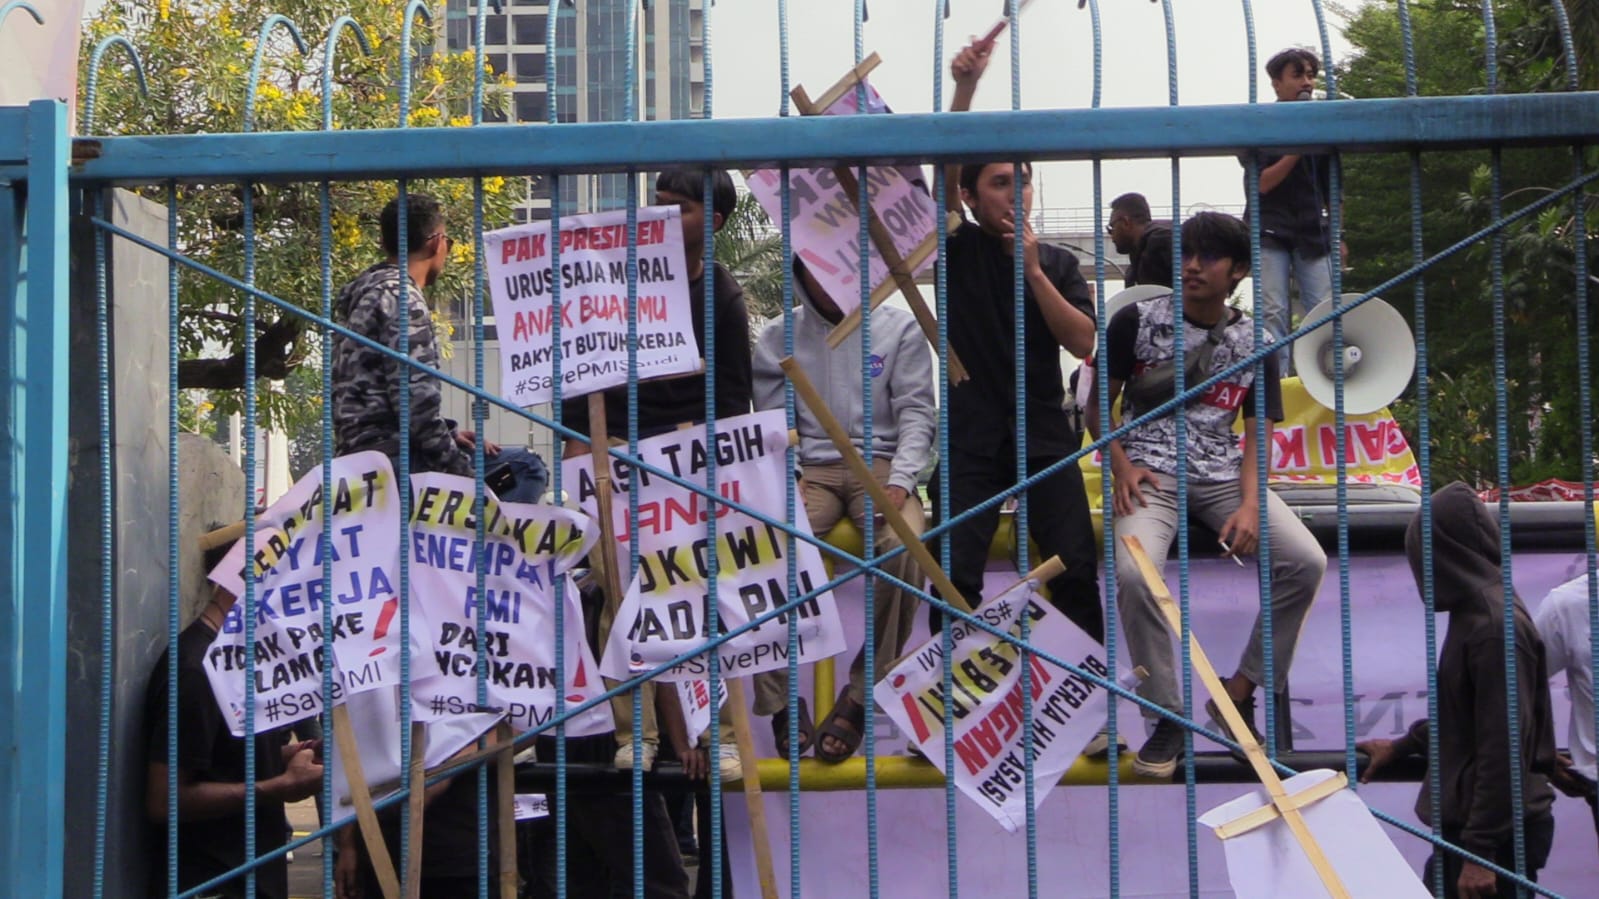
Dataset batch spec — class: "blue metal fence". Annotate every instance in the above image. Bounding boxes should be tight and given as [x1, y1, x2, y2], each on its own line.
[0, 0, 1596, 897]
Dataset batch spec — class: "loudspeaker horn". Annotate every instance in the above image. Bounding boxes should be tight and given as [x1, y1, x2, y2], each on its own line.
[1292, 293, 1416, 415]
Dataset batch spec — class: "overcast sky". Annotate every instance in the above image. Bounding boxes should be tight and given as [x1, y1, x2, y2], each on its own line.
[711, 0, 1362, 216]
[76, 0, 1363, 213]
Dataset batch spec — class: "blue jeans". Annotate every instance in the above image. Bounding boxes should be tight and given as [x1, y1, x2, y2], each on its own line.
[1256, 241, 1334, 373]
[485, 445, 549, 504]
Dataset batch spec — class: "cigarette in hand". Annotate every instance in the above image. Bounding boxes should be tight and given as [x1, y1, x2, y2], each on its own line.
[1217, 539, 1246, 567]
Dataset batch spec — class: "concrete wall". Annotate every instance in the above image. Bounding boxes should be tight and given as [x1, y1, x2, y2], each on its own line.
[62, 190, 247, 898]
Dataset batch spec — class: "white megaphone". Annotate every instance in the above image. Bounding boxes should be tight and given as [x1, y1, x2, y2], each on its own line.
[1102, 283, 1172, 325]
[1292, 293, 1416, 415]
[1074, 285, 1175, 410]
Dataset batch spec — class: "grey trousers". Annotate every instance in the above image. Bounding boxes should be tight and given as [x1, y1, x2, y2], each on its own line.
[752, 459, 926, 716]
[1112, 471, 1326, 716]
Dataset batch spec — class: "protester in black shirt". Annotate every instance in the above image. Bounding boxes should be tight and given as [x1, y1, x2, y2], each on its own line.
[144, 538, 323, 899]
[1108, 192, 1173, 290]
[1246, 47, 1336, 370]
[938, 40, 1104, 654]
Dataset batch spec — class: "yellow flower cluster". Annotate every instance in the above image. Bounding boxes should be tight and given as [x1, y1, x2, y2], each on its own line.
[331, 211, 363, 252]
[409, 107, 443, 127]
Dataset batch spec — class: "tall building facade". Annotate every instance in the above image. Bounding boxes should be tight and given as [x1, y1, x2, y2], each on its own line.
[438, 0, 706, 464]
[443, 0, 705, 221]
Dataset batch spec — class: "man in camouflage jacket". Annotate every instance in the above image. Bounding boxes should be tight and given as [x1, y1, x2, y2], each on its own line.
[332, 192, 474, 476]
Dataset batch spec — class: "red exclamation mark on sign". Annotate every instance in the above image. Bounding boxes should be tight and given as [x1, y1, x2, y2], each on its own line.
[798, 248, 841, 278]
[567, 658, 587, 704]
[369, 598, 398, 657]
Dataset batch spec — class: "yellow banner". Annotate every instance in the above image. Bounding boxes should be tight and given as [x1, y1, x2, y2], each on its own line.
[1079, 377, 1421, 507]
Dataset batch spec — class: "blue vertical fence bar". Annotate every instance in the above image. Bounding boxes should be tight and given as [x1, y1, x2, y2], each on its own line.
[0, 97, 71, 899]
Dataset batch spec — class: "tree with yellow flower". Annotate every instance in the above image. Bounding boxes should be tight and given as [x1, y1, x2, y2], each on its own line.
[79, 0, 526, 437]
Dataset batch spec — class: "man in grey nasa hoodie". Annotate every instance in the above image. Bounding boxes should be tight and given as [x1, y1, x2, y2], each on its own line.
[749, 257, 936, 763]
[1359, 481, 1557, 898]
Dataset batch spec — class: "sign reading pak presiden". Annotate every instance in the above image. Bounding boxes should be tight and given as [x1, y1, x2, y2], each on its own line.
[484, 206, 700, 406]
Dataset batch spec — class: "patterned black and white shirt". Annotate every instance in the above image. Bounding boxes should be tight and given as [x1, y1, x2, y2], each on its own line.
[331, 262, 470, 476]
[1105, 294, 1282, 484]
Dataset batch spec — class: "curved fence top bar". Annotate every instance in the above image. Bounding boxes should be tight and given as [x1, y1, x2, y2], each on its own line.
[82, 35, 150, 135]
[320, 16, 374, 132]
[243, 14, 309, 134]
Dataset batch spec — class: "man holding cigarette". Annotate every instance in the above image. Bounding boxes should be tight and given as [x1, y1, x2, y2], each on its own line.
[1086, 212, 1325, 778]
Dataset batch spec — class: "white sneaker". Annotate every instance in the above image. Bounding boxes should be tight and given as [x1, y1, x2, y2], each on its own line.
[717, 743, 743, 782]
[614, 739, 658, 772]
[1083, 728, 1127, 759]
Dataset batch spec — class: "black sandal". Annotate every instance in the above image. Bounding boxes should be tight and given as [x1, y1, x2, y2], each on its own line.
[771, 697, 813, 758]
[814, 691, 866, 764]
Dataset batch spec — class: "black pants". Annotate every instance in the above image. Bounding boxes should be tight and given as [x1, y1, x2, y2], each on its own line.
[1424, 813, 1554, 899]
[933, 447, 1103, 642]
[1590, 793, 1598, 854]
[523, 734, 691, 899]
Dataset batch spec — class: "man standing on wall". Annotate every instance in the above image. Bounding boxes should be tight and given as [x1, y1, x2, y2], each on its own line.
[1246, 47, 1336, 370]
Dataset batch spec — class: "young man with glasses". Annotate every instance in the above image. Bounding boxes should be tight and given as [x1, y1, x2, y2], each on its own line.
[1087, 212, 1326, 778]
[1107, 192, 1173, 290]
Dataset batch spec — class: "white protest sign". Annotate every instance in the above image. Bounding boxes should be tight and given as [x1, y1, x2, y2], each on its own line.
[875, 579, 1113, 833]
[514, 794, 551, 821]
[407, 472, 613, 738]
[746, 82, 938, 316]
[329, 686, 505, 825]
[204, 452, 404, 736]
[1198, 769, 1429, 899]
[562, 410, 848, 682]
[677, 678, 727, 747]
[484, 205, 699, 406]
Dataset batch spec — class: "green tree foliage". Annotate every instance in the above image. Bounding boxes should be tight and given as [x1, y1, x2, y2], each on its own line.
[714, 190, 785, 326]
[1336, 0, 1597, 487]
[79, 0, 526, 433]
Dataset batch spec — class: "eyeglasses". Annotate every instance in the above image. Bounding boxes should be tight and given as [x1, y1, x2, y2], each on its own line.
[1106, 217, 1127, 234]
[430, 232, 454, 251]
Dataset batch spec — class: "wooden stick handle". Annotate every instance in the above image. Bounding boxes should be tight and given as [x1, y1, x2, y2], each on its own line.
[332, 703, 401, 899]
[198, 519, 244, 551]
[586, 395, 629, 622]
[794, 71, 968, 386]
[404, 722, 426, 899]
[725, 680, 780, 899]
[780, 357, 973, 615]
[1120, 536, 1349, 899]
[791, 53, 882, 118]
[495, 722, 519, 899]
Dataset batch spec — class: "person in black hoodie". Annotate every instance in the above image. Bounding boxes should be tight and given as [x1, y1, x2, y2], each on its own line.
[1358, 481, 1557, 899]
